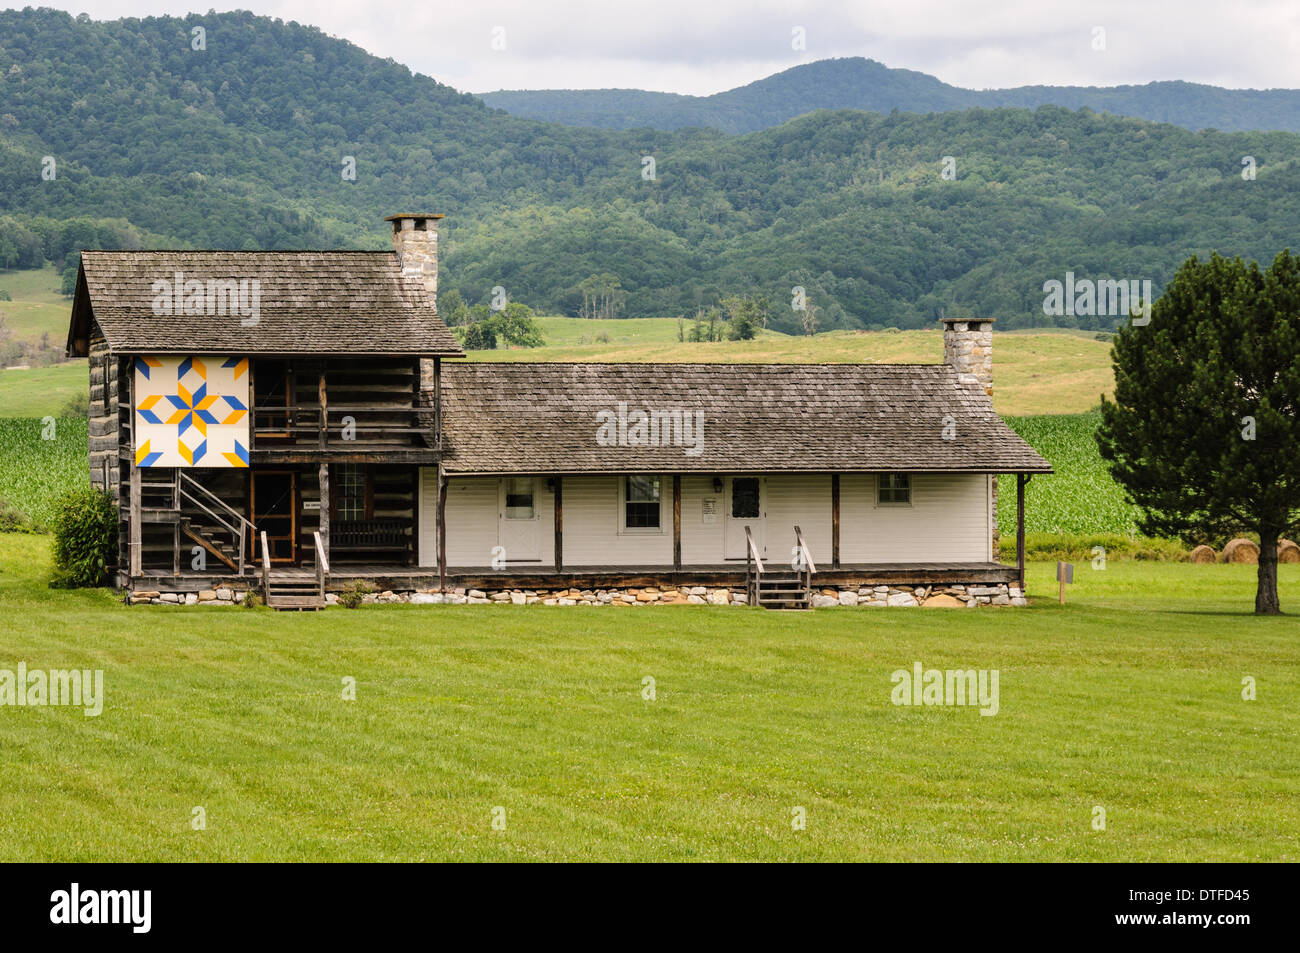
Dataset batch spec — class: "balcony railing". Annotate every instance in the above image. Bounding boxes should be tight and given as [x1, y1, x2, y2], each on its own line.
[252, 404, 434, 450]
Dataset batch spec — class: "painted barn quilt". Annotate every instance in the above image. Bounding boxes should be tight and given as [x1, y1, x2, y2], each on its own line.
[134, 356, 249, 467]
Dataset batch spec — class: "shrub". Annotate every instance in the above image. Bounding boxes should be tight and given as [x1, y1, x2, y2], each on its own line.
[0, 289, 10, 301]
[0, 497, 37, 533]
[997, 532, 1188, 563]
[338, 580, 373, 609]
[241, 589, 260, 609]
[57, 389, 88, 418]
[50, 486, 116, 587]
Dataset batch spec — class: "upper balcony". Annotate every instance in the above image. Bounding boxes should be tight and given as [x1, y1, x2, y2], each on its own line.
[249, 357, 439, 464]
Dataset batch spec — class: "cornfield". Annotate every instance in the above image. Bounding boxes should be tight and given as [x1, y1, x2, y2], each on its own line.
[996, 413, 1141, 537]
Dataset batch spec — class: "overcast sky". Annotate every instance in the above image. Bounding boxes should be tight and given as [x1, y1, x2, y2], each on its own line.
[39, 1, 1300, 95]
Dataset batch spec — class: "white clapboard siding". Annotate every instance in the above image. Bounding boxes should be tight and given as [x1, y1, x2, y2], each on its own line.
[419, 473, 556, 568]
[679, 474, 725, 564]
[562, 475, 673, 567]
[839, 472, 990, 563]
[764, 474, 833, 567]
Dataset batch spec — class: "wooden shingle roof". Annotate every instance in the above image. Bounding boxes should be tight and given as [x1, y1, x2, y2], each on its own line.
[440, 362, 1053, 474]
[69, 250, 462, 356]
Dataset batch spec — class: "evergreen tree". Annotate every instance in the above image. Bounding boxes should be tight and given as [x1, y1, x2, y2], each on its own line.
[1097, 251, 1300, 614]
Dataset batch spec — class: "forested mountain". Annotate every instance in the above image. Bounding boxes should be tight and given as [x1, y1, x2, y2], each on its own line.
[2, 8, 1299, 332]
[483, 57, 1300, 135]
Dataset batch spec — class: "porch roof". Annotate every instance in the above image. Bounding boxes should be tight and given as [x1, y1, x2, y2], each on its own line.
[439, 362, 1053, 474]
[66, 250, 463, 357]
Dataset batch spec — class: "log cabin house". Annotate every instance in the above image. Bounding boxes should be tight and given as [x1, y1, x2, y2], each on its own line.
[66, 213, 1051, 609]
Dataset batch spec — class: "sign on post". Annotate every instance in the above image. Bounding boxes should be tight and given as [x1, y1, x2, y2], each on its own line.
[1056, 561, 1074, 604]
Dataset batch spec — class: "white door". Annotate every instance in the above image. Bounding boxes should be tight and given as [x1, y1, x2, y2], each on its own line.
[724, 476, 764, 560]
[498, 476, 541, 562]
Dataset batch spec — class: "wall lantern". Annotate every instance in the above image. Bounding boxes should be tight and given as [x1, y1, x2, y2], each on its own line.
[712, 476, 724, 494]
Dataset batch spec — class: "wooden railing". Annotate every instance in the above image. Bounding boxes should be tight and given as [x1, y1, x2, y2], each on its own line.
[745, 526, 765, 606]
[312, 531, 329, 601]
[793, 524, 817, 595]
[177, 471, 255, 574]
[253, 405, 431, 448]
[260, 530, 272, 600]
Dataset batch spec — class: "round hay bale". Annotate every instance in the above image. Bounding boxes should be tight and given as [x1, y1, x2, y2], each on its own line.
[1278, 539, 1300, 563]
[1220, 538, 1260, 564]
[1188, 544, 1216, 564]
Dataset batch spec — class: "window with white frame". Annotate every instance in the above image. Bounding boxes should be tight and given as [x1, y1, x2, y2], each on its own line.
[878, 473, 911, 505]
[623, 475, 661, 530]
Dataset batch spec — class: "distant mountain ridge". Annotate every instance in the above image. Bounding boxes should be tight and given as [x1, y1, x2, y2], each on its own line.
[481, 57, 1300, 134]
[4, 9, 1300, 335]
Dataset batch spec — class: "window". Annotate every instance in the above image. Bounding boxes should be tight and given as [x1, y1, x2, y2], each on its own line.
[504, 478, 535, 520]
[336, 464, 366, 521]
[624, 476, 661, 530]
[731, 477, 760, 519]
[878, 473, 911, 505]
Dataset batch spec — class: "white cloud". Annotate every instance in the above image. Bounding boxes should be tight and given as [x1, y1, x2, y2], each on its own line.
[49, 0, 1300, 94]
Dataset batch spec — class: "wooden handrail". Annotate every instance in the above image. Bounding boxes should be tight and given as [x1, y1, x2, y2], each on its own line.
[745, 525, 764, 574]
[745, 525, 764, 607]
[313, 531, 329, 601]
[179, 470, 255, 575]
[793, 525, 817, 575]
[260, 530, 271, 599]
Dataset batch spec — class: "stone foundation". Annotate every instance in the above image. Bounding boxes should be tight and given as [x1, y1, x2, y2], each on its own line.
[127, 583, 1026, 607]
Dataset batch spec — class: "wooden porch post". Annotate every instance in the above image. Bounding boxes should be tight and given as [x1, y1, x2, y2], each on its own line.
[1016, 473, 1028, 591]
[831, 473, 840, 569]
[127, 367, 141, 580]
[318, 370, 327, 450]
[672, 474, 682, 571]
[437, 468, 448, 593]
[129, 463, 141, 579]
[318, 462, 330, 564]
[553, 476, 564, 572]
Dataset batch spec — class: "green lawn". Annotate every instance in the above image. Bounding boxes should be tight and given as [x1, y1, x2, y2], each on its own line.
[0, 531, 1295, 862]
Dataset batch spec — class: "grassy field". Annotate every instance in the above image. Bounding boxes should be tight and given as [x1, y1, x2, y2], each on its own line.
[0, 363, 86, 419]
[0, 531, 1295, 862]
[479, 325, 1112, 416]
[0, 265, 66, 343]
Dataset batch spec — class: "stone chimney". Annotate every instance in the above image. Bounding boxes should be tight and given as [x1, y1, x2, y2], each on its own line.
[386, 213, 443, 301]
[941, 318, 994, 398]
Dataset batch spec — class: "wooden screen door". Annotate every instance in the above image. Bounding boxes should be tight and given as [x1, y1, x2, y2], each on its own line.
[251, 470, 297, 564]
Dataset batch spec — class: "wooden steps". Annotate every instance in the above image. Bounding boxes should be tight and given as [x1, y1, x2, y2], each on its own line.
[755, 573, 812, 610]
[179, 519, 240, 571]
[265, 574, 327, 611]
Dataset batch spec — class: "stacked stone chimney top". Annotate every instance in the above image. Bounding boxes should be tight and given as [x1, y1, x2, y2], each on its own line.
[387, 213, 442, 300]
[940, 317, 995, 398]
